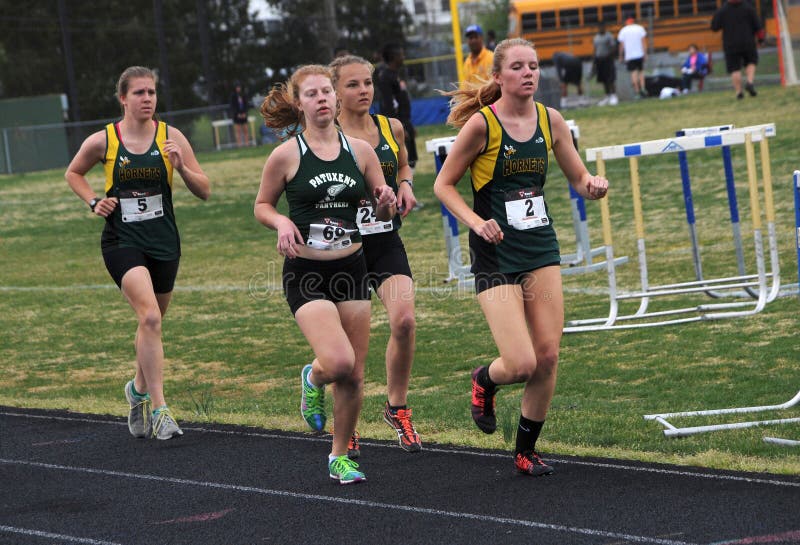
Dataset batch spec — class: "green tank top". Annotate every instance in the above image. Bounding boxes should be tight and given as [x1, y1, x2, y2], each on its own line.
[357, 114, 401, 236]
[469, 102, 560, 273]
[286, 131, 366, 251]
[101, 121, 179, 260]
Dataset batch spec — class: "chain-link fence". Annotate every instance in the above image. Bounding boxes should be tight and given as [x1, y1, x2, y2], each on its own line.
[0, 104, 262, 175]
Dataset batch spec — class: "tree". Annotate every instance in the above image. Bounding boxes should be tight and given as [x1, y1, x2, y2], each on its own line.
[265, 0, 412, 68]
[0, 0, 275, 121]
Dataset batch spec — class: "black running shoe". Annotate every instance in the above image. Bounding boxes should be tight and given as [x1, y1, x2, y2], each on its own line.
[471, 366, 497, 434]
[515, 451, 554, 476]
[745, 82, 757, 97]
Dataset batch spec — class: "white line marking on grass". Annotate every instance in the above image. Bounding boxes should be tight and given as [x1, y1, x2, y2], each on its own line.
[0, 458, 695, 545]
[4, 410, 799, 489]
[0, 525, 123, 545]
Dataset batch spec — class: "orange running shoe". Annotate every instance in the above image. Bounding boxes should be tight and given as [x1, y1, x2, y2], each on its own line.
[471, 366, 497, 434]
[383, 402, 421, 452]
[515, 450, 554, 476]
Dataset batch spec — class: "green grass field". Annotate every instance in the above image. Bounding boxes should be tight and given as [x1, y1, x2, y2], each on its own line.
[2, 85, 799, 474]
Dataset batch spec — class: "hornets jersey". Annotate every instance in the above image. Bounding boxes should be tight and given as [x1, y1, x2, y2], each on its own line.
[101, 121, 179, 260]
[469, 102, 560, 274]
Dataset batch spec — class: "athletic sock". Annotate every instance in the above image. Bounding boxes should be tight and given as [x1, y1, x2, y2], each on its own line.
[477, 365, 497, 391]
[130, 381, 147, 398]
[388, 404, 407, 413]
[152, 405, 168, 417]
[515, 415, 544, 455]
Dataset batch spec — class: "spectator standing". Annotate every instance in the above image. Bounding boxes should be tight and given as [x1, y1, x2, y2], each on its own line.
[552, 51, 585, 108]
[680, 44, 709, 93]
[711, 0, 764, 99]
[592, 22, 618, 105]
[462, 24, 495, 87]
[617, 16, 647, 98]
[374, 44, 418, 168]
[230, 83, 250, 147]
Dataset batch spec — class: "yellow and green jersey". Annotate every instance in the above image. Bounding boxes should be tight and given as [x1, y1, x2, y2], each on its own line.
[101, 121, 179, 260]
[469, 101, 560, 274]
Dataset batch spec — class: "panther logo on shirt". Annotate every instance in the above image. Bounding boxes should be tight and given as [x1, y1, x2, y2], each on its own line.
[323, 183, 347, 201]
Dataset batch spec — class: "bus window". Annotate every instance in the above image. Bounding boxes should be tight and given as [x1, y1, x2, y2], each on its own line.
[601, 4, 618, 22]
[640, 1, 655, 18]
[658, 0, 676, 17]
[621, 2, 637, 18]
[583, 6, 599, 25]
[541, 10, 557, 30]
[560, 8, 579, 27]
[696, 0, 718, 14]
[677, 0, 694, 15]
[521, 12, 538, 33]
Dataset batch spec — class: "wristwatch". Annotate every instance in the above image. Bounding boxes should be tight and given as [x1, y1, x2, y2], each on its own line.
[399, 179, 414, 188]
[89, 197, 100, 212]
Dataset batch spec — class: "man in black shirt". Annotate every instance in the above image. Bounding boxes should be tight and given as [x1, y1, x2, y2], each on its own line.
[711, 0, 765, 99]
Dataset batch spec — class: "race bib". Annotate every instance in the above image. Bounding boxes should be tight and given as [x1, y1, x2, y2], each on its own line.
[307, 218, 358, 250]
[357, 199, 394, 235]
[504, 188, 548, 230]
[119, 190, 164, 223]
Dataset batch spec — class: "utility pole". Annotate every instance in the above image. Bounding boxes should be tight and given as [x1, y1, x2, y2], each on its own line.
[57, 0, 80, 121]
[322, 0, 338, 60]
[153, 0, 174, 115]
[196, 0, 215, 104]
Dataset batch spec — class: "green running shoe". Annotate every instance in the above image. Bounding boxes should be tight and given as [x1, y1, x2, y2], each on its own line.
[328, 455, 365, 484]
[300, 364, 326, 431]
[151, 406, 183, 440]
[124, 380, 151, 438]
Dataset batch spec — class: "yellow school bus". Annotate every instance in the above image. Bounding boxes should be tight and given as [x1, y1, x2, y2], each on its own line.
[507, 0, 764, 61]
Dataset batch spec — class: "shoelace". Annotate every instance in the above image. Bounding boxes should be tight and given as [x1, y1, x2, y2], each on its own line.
[304, 383, 324, 407]
[472, 383, 496, 413]
[518, 451, 545, 469]
[152, 408, 174, 432]
[330, 455, 361, 477]
[393, 409, 417, 438]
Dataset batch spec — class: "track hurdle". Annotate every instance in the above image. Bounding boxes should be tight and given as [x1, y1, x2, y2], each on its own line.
[795, 170, 800, 297]
[567, 124, 779, 332]
[426, 136, 473, 284]
[643, 390, 800, 438]
[676, 125, 781, 302]
[560, 120, 610, 274]
[425, 121, 615, 284]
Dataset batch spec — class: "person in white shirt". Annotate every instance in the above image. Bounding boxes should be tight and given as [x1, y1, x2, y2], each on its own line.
[617, 16, 647, 98]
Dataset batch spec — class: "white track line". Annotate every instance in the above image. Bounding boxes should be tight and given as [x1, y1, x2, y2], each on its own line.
[0, 458, 696, 545]
[4, 410, 799, 489]
[0, 525, 123, 545]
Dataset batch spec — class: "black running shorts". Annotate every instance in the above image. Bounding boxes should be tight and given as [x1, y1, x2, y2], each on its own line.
[282, 249, 370, 315]
[361, 230, 413, 291]
[102, 246, 180, 293]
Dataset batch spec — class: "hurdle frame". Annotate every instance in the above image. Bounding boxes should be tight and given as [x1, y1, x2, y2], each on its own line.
[566, 124, 779, 332]
[643, 390, 800, 438]
[425, 120, 618, 286]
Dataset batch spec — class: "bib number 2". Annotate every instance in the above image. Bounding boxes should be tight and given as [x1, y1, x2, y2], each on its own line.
[505, 188, 548, 230]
